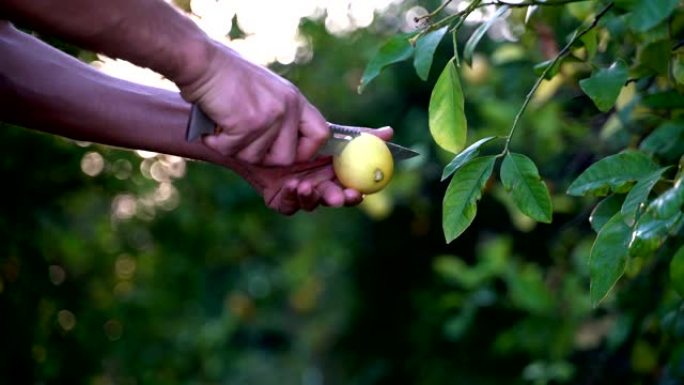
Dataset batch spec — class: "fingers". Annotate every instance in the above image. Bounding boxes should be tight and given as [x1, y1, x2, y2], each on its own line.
[266, 169, 362, 214]
[297, 102, 330, 163]
[263, 98, 300, 166]
[234, 120, 281, 164]
[202, 125, 263, 158]
[202, 131, 242, 156]
[362, 126, 394, 141]
[343, 188, 363, 206]
[315, 180, 346, 208]
[271, 179, 300, 216]
[297, 181, 320, 212]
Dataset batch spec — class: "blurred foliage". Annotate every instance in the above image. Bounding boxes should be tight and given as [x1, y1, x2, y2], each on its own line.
[2, 1, 684, 385]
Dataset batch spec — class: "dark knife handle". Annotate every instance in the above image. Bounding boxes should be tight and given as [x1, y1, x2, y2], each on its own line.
[186, 104, 217, 142]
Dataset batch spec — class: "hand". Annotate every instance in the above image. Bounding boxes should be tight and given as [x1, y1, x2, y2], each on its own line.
[231, 127, 394, 215]
[178, 41, 329, 167]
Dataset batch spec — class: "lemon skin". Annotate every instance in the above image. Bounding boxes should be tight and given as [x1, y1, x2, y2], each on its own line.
[333, 133, 394, 194]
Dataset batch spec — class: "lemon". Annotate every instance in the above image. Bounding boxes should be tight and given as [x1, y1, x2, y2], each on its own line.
[333, 133, 394, 194]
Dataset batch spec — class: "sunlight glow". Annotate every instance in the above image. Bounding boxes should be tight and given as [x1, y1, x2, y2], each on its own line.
[94, 0, 401, 86]
[135, 150, 158, 159]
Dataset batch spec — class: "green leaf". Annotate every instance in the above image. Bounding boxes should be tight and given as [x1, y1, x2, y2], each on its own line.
[670, 246, 684, 298]
[581, 28, 598, 60]
[506, 264, 555, 314]
[674, 53, 684, 87]
[414, 27, 448, 81]
[630, 210, 682, 258]
[627, 0, 679, 32]
[441, 136, 497, 181]
[443, 156, 496, 242]
[642, 91, 684, 109]
[567, 151, 660, 197]
[429, 59, 468, 154]
[590, 194, 625, 233]
[640, 121, 684, 162]
[648, 178, 684, 220]
[614, 0, 636, 10]
[500, 153, 552, 223]
[579, 60, 629, 112]
[358, 34, 414, 93]
[463, 5, 509, 66]
[590, 212, 631, 306]
[621, 168, 667, 226]
[629, 182, 684, 257]
[637, 40, 671, 75]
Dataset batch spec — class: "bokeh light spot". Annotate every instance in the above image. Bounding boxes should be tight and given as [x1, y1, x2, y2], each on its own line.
[115, 255, 136, 280]
[57, 309, 76, 331]
[103, 319, 124, 341]
[112, 194, 138, 220]
[81, 151, 105, 177]
[48, 265, 66, 286]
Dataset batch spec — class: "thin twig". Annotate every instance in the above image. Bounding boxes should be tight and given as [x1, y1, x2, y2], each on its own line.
[485, 0, 591, 7]
[415, 0, 454, 23]
[674, 39, 684, 51]
[502, 2, 615, 155]
[413, 0, 591, 41]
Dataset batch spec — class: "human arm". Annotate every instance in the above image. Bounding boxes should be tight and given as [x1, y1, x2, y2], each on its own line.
[0, 0, 329, 166]
[0, 21, 377, 214]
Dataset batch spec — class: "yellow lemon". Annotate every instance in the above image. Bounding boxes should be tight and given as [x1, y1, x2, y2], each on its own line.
[333, 133, 394, 194]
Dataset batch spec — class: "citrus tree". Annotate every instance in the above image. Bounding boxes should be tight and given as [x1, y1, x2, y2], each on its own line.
[351, 0, 684, 382]
[361, 0, 684, 307]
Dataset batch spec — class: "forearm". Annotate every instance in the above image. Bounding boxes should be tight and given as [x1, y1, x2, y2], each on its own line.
[0, 22, 215, 163]
[0, 0, 211, 86]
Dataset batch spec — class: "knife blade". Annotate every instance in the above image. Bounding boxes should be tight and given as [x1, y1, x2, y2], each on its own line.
[186, 104, 420, 161]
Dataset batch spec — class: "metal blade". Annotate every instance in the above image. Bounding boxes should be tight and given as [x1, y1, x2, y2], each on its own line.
[385, 141, 421, 161]
[325, 123, 420, 161]
[316, 135, 420, 161]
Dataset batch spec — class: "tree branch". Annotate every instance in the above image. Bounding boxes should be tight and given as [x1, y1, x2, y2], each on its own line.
[502, 1, 615, 155]
[413, 0, 592, 42]
[484, 0, 592, 7]
[415, 0, 454, 23]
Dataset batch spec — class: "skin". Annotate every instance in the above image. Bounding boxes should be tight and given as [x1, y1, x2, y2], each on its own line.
[0, 0, 329, 166]
[0, 22, 394, 215]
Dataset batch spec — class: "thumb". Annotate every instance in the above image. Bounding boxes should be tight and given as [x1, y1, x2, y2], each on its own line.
[360, 126, 394, 142]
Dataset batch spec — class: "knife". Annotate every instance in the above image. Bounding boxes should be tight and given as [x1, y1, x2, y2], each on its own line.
[186, 104, 420, 161]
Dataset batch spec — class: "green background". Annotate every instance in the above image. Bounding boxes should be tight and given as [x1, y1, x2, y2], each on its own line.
[2, 1, 684, 384]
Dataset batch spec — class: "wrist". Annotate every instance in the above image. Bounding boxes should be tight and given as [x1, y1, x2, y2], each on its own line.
[211, 155, 266, 193]
[166, 34, 216, 91]
[172, 39, 225, 102]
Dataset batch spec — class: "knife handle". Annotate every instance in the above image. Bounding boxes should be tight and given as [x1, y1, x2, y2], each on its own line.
[185, 104, 217, 142]
[187, 103, 364, 142]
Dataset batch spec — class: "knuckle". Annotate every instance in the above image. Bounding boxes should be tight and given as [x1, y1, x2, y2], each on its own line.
[237, 152, 258, 164]
[313, 127, 330, 143]
[282, 85, 300, 102]
[271, 102, 287, 118]
[242, 110, 265, 128]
